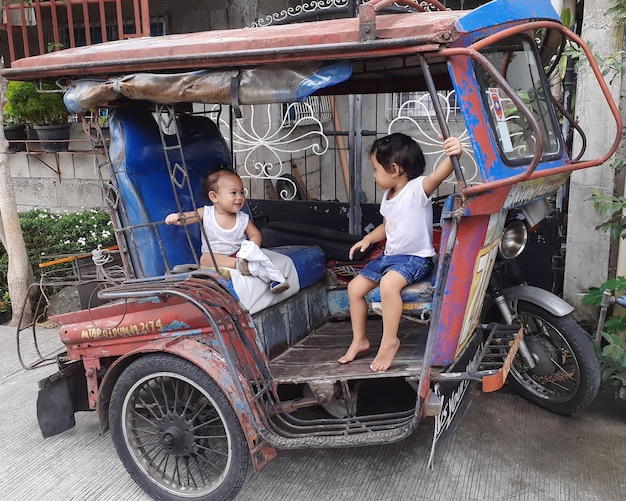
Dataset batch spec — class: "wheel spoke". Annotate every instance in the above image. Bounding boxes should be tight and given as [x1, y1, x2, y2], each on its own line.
[193, 448, 227, 471]
[513, 309, 581, 402]
[146, 381, 167, 417]
[189, 397, 211, 422]
[156, 450, 171, 479]
[193, 413, 223, 431]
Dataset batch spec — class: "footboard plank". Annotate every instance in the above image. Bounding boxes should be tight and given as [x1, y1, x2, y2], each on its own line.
[270, 319, 427, 383]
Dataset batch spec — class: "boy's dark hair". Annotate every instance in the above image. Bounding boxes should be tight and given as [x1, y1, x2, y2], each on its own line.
[201, 163, 238, 198]
[370, 132, 426, 180]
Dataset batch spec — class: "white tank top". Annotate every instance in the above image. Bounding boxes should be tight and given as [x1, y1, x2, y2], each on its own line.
[200, 205, 249, 256]
[380, 176, 434, 258]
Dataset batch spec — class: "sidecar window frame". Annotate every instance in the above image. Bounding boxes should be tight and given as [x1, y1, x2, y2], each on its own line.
[472, 34, 562, 167]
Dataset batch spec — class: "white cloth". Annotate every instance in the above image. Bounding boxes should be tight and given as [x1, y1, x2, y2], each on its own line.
[200, 205, 249, 256]
[380, 176, 434, 258]
[229, 249, 299, 314]
[236, 240, 286, 284]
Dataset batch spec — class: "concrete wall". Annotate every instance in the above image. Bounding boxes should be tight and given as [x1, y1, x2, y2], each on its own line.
[149, 1, 292, 31]
[562, 0, 625, 322]
[8, 124, 105, 213]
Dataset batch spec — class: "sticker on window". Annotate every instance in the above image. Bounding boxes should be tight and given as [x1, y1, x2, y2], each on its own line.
[488, 88, 513, 152]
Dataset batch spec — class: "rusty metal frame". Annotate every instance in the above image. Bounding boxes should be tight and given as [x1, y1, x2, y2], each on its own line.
[359, 0, 446, 41]
[433, 20, 622, 197]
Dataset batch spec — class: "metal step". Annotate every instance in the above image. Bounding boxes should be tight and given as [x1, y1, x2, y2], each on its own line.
[433, 322, 523, 392]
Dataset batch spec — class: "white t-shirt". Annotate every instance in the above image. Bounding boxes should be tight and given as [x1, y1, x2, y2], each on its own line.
[200, 205, 249, 256]
[380, 176, 434, 258]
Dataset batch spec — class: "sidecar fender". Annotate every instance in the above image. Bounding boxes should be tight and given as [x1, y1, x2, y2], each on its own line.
[502, 285, 574, 317]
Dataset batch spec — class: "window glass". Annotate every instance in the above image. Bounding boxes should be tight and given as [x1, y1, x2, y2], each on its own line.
[474, 36, 561, 164]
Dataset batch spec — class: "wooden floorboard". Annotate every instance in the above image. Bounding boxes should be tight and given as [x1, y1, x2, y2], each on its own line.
[270, 319, 428, 383]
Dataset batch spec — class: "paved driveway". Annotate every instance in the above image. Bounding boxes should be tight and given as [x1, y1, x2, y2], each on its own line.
[1, 324, 625, 501]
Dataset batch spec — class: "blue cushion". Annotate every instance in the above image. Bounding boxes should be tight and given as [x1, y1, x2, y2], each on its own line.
[369, 276, 435, 303]
[270, 245, 326, 288]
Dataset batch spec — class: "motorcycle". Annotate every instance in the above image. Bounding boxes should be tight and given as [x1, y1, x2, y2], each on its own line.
[482, 207, 600, 415]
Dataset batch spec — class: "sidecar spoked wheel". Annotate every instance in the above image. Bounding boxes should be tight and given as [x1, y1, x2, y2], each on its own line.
[109, 354, 250, 501]
[508, 301, 600, 415]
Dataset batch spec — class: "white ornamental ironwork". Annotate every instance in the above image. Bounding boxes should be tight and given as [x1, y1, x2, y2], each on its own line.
[216, 101, 329, 201]
[251, 0, 352, 28]
[251, 1, 448, 28]
[388, 90, 479, 186]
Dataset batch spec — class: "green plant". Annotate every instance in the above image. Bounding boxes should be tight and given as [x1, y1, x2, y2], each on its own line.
[0, 208, 116, 321]
[555, 4, 626, 87]
[3, 102, 19, 126]
[47, 42, 64, 52]
[607, 0, 626, 21]
[589, 188, 626, 241]
[598, 331, 626, 399]
[584, 277, 626, 400]
[588, 176, 626, 401]
[5, 80, 69, 125]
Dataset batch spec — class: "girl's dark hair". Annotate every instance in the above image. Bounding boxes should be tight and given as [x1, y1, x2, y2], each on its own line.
[201, 163, 238, 198]
[370, 133, 426, 179]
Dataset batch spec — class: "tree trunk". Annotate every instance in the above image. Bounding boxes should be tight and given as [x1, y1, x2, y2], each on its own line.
[0, 73, 33, 326]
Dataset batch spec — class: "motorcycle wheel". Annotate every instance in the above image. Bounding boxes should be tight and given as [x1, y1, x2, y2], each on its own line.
[505, 301, 600, 415]
[109, 354, 250, 501]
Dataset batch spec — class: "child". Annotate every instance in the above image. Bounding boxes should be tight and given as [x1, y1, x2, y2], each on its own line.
[338, 133, 462, 372]
[165, 167, 290, 294]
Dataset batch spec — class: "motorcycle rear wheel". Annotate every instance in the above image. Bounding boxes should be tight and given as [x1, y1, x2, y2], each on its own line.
[506, 301, 600, 415]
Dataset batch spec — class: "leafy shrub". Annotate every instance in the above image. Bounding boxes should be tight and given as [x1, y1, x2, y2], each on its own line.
[5, 81, 69, 125]
[584, 277, 626, 400]
[0, 208, 116, 319]
[597, 331, 626, 400]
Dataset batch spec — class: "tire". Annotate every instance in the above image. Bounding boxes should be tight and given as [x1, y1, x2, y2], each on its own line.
[109, 354, 250, 501]
[505, 301, 600, 415]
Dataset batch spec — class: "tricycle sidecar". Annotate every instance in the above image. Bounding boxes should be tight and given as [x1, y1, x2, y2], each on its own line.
[8, 1, 620, 500]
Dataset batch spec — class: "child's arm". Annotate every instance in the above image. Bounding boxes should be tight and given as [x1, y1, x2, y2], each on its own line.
[165, 208, 204, 225]
[423, 136, 463, 197]
[349, 221, 387, 260]
[245, 220, 263, 247]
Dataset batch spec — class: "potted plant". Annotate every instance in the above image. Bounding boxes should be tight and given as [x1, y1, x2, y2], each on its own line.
[5, 80, 70, 152]
[3, 100, 27, 153]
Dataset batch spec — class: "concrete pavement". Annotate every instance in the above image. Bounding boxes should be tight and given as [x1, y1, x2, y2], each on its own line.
[1, 323, 625, 501]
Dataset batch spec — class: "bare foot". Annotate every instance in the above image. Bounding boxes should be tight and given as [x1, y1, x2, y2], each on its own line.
[369, 338, 400, 372]
[338, 339, 371, 364]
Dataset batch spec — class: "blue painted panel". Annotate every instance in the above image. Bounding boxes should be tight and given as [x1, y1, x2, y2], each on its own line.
[456, 0, 559, 34]
[328, 289, 351, 317]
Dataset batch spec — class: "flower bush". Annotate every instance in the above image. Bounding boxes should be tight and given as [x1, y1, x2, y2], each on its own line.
[0, 208, 116, 323]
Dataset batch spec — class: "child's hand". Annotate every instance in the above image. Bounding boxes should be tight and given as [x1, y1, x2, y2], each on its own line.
[349, 238, 371, 260]
[442, 136, 463, 158]
[165, 213, 180, 225]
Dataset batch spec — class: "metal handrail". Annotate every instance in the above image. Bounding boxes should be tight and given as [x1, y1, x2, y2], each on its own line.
[435, 20, 622, 196]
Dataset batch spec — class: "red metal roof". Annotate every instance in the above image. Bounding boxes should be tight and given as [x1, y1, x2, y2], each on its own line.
[3, 11, 463, 81]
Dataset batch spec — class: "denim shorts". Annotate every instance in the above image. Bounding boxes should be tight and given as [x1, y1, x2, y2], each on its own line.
[360, 254, 434, 285]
